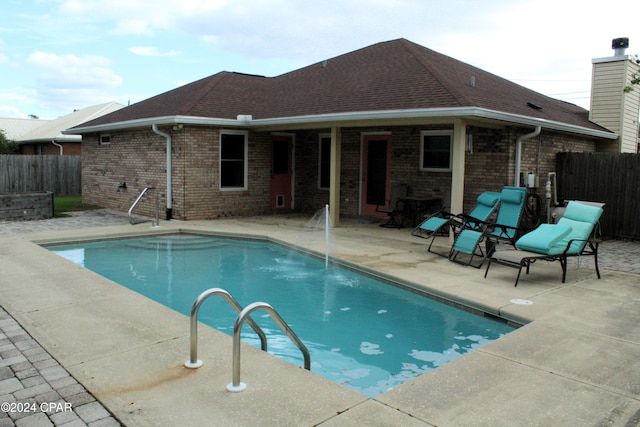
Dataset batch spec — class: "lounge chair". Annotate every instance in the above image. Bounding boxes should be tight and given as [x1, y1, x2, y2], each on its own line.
[376, 183, 408, 228]
[484, 201, 604, 286]
[449, 186, 527, 268]
[411, 191, 500, 257]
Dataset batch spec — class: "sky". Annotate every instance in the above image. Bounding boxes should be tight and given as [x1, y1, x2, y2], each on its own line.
[1, 0, 638, 120]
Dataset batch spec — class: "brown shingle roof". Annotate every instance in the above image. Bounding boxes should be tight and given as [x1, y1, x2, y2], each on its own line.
[74, 39, 606, 133]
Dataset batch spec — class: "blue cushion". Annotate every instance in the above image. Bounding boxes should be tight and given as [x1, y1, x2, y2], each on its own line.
[556, 218, 595, 254]
[554, 202, 603, 254]
[477, 192, 499, 208]
[501, 189, 524, 204]
[563, 201, 603, 223]
[516, 224, 572, 253]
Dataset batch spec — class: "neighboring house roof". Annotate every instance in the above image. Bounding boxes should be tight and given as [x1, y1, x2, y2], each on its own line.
[69, 39, 615, 139]
[0, 117, 50, 140]
[19, 102, 125, 143]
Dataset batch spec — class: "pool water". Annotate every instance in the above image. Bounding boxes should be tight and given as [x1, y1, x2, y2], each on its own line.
[48, 234, 514, 397]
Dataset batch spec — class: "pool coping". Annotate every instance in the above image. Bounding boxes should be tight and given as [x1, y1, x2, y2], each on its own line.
[2, 218, 640, 425]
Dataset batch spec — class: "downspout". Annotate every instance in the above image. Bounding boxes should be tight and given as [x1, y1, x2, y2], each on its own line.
[51, 139, 63, 155]
[514, 126, 541, 187]
[152, 124, 172, 220]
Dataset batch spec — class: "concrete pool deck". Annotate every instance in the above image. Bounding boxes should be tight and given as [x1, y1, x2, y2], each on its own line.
[1, 210, 640, 426]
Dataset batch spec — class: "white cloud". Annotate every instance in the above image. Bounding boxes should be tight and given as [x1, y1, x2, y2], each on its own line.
[4, 0, 639, 118]
[0, 105, 26, 118]
[128, 46, 180, 57]
[58, 0, 229, 36]
[25, 51, 122, 113]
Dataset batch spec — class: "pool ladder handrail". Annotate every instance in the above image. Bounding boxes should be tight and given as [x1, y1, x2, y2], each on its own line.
[227, 301, 311, 392]
[128, 187, 159, 227]
[185, 288, 267, 369]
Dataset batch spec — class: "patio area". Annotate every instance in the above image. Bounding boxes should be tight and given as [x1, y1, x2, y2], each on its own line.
[1, 210, 640, 426]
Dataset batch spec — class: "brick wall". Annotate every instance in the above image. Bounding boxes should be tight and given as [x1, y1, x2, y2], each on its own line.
[82, 128, 172, 218]
[82, 123, 598, 220]
[82, 126, 272, 220]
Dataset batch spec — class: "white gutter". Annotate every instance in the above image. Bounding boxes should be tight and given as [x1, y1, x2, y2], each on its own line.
[514, 126, 541, 187]
[66, 115, 242, 134]
[152, 124, 172, 220]
[63, 108, 618, 140]
[251, 107, 617, 139]
[51, 139, 63, 155]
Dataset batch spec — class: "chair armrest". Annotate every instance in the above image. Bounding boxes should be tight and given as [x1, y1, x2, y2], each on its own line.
[456, 213, 488, 229]
[561, 237, 589, 255]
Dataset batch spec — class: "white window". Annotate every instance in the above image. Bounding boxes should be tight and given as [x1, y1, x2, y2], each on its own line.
[420, 130, 452, 171]
[99, 134, 111, 145]
[318, 134, 331, 190]
[220, 130, 248, 190]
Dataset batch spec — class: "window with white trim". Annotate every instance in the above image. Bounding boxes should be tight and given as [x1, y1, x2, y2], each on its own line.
[420, 130, 452, 171]
[220, 130, 248, 190]
[318, 134, 331, 190]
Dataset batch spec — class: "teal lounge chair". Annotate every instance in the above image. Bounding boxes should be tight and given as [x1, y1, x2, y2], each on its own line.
[411, 191, 500, 257]
[484, 201, 604, 286]
[449, 186, 527, 268]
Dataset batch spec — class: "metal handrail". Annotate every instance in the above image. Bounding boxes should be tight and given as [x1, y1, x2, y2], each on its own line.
[128, 187, 159, 226]
[184, 288, 267, 369]
[227, 301, 310, 392]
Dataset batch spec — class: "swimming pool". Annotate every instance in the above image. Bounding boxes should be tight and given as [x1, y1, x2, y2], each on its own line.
[47, 233, 514, 397]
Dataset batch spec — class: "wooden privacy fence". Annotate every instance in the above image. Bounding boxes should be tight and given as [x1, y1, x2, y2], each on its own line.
[557, 152, 640, 240]
[0, 155, 81, 195]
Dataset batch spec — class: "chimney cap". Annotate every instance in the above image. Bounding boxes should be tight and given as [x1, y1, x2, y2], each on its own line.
[612, 38, 629, 49]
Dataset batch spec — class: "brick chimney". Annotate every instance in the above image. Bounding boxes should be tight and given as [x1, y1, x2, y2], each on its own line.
[590, 38, 640, 153]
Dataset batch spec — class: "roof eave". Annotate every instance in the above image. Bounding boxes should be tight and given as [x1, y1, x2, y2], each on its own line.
[63, 108, 618, 140]
[62, 115, 247, 134]
[251, 107, 618, 139]
[17, 135, 82, 144]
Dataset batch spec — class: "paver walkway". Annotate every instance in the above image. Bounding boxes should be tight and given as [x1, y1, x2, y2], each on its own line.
[0, 307, 120, 427]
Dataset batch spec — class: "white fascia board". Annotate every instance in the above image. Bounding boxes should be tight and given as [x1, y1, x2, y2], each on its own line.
[62, 115, 246, 134]
[251, 107, 618, 139]
[63, 108, 617, 140]
[469, 108, 618, 139]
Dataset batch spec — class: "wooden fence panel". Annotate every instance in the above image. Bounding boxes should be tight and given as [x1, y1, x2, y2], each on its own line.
[557, 152, 640, 239]
[0, 155, 81, 195]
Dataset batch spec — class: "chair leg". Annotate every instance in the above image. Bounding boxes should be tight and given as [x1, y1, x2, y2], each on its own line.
[380, 213, 403, 228]
[427, 234, 448, 258]
[514, 264, 525, 287]
[484, 258, 492, 278]
[560, 257, 567, 283]
[592, 241, 601, 279]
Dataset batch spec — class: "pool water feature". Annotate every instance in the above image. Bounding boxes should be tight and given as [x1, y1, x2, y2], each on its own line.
[48, 234, 514, 397]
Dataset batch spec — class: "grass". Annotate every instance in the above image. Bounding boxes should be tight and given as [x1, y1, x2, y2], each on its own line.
[54, 195, 101, 218]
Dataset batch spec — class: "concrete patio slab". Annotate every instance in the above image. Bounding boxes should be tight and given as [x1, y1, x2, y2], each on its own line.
[484, 320, 640, 399]
[378, 350, 640, 427]
[1, 210, 640, 426]
[319, 400, 432, 426]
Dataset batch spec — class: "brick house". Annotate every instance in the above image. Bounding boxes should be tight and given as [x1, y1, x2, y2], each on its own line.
[18, 102, 124, 155]
[67, 38, 637, 225]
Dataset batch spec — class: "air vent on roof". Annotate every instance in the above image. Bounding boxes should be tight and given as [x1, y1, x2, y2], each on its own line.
[527, 102, 543, 111]
[612, 37, 629, 56]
